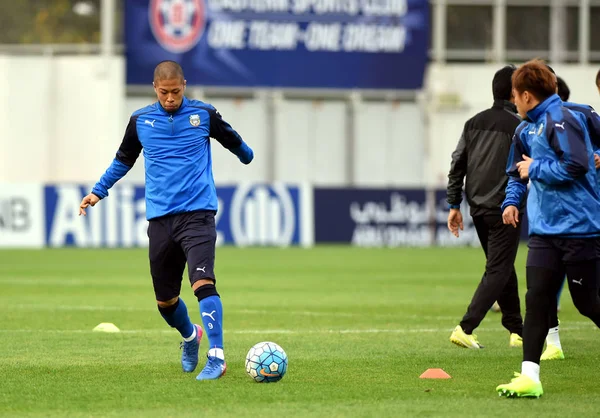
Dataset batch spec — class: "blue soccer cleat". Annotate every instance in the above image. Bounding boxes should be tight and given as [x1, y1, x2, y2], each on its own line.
[180, 324, 203, 373]
[196, 355, 227, 381]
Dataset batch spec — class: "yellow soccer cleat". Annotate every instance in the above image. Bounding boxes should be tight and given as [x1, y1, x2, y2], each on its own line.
[509, 333, 523, 348]
[450, 325, 484, 349]
[541, 344, 565, 361]
[497, 372, 544, 398]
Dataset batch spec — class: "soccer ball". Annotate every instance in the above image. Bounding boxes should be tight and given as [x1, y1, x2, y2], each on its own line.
[245, 341, 288, 383]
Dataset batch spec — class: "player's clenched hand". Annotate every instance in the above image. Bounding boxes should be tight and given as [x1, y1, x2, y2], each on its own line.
[594, 153, 600, 169]
[447, 209, 463, 238]
[79, 193, 100, 216]
[502, 206, 519, 228]
[516, 154, 533, 180]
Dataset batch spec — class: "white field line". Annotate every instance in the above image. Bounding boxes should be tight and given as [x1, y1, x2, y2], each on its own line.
[0, 325, 596, 335]
[11, 304, 154, 312]
[8, 305, 600, 325]
[0, 272, 470, 287]
[0, 278, 102, 286]
[237, 309, 456, 321]
[7, 304, 458, 321]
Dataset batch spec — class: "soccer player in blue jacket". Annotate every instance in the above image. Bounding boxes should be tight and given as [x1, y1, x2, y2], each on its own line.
[496, 60, 600, 398]
[508, 68, 600, 362]
[536, 68, 600, 361]
[78, 61, 254, 381]
[546, 99, 600, 356]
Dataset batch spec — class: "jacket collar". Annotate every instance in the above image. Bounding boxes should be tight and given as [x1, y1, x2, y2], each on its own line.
[158, 96, 188, 115]
[493, 99, 517, 114]
[526, 94, 561, 123]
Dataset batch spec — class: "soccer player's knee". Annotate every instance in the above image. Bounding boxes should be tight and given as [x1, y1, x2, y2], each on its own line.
[194, 283, 220, 302]
[525, 287, 548, 309]
[486, 267, 514, 287]
[157, 296, 179, 311]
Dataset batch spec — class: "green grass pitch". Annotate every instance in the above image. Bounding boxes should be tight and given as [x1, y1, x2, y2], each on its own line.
[1, 246, 600, 417]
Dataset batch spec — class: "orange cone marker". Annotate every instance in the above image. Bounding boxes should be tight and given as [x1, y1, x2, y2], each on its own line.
[419, 368, 451, 379]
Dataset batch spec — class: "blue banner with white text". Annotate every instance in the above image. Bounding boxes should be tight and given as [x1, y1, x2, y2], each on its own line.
[313, 188, 527, 247]
[125, 0, 429, 89]
[43, 183, 305, 247]
[432, 190, 528, 244]
[314, 188, 432, 247]
[1, 183, 531, 248]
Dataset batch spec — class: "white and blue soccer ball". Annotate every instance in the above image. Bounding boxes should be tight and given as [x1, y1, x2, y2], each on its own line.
[245, 341, 288, 383]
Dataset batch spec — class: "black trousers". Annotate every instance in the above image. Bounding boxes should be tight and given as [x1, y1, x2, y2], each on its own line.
[459, 214, 523, 335]
[548, 260, 600, 329]
[523, 236, 600, 364]
[548, 265, 566, 329]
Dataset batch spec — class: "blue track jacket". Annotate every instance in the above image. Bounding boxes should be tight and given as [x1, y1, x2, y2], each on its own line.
[91, 97, 254, 220]
[502, 94, 600, 238]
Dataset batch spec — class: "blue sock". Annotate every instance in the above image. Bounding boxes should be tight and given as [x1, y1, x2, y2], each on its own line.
[199, 295, 223, 350]
[158, 298, 194, 339]
[557, 276, 566, 306]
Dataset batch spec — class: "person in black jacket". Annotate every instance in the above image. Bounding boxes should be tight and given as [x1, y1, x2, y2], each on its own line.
[447, 64, 524, 349]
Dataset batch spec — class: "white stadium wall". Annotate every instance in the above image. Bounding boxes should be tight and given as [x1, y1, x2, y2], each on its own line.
[0, 55, 428, 186]
[425, 63, 600, 187]
[0, 56, 53, 183]
[125, 93, 427, 187]
[1, 56, 599, 248]
[1, 56, 598, 187]
[0, 56, 125, 184]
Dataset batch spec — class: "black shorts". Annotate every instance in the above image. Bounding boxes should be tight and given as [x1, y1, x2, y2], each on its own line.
[147, 210, 217, 301]
[526, 235, 600, 270]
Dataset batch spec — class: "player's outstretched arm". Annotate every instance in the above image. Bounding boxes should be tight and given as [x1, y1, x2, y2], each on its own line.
[81, 117, 143, 214]
[208, 106, 254, 164]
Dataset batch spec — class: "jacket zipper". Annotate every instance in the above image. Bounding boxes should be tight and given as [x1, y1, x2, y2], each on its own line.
[168, 115, 174, 135]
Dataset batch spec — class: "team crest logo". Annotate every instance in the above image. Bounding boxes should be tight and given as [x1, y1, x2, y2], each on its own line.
[149, 0, 206, 54]
[537, 123, 544, 136]
[189, 114, 201, 127]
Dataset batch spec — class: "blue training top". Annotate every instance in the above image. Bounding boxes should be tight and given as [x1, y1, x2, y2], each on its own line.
[91, 97, 253, 220]
[502, 94, 600, 238]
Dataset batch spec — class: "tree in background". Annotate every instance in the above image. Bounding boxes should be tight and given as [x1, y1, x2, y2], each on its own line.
[0, 0, 122, 44]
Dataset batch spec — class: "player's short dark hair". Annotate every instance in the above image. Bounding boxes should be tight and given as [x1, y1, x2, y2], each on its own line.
[512, 59, 556, 102]
[557, 77, 570, 101]
[596, 68, 600, 86]
[492, 64, 516, 101]
[154, 60, 184, 82]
